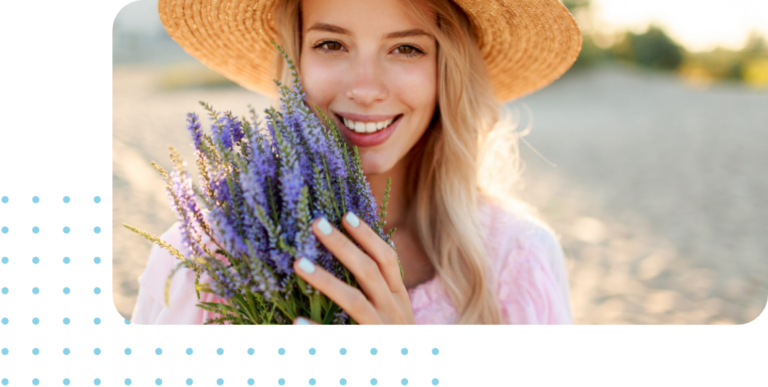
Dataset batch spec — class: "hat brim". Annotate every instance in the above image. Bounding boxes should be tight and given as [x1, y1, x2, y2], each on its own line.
[158, 0, 581, 102]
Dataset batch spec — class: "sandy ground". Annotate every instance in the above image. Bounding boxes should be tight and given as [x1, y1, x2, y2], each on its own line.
[113, 62, 767, 324]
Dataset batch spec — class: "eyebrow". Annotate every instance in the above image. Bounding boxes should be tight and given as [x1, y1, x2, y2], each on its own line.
[306, 22, 433, 39]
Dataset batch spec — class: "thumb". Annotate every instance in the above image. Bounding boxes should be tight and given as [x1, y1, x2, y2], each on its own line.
[293, 317, 320, 325]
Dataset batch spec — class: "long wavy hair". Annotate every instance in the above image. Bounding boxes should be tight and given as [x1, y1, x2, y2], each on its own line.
[274, 0, 525, 324]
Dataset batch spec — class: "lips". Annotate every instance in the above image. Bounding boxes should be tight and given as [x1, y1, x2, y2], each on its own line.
[333, 113, 402, 148]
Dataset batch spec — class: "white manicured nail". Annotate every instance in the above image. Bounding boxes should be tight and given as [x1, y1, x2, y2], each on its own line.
[345, 212, 360, 228]
[297, 257, 316, 274]
[317, 217, 332, 235]
[296, 317, 311, 325]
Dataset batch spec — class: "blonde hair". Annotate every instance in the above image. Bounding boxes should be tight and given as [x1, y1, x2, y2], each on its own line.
[274, 0, 525, 324]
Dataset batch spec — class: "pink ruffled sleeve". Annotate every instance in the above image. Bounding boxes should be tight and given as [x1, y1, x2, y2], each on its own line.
[490, 210, 573, 324]
[130, 222, 229, 325]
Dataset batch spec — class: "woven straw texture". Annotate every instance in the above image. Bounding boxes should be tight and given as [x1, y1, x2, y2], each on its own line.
[158, 0, 582, 102]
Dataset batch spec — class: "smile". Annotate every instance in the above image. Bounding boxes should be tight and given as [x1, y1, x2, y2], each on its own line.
[338, 114, 402, 134]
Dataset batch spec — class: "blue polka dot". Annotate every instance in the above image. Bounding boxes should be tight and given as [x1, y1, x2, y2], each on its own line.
[63, 257, 70, 264]
[94, 348, 101, 355]
[63, 348, 70, 355]
[401, 348, 408, 355]
[33, 287, 39, 294]
[155, 348, 162, 355]
[309, 348, 316, 355]
[125, 348, 132, 355]
[432, 348, 439, 355]
[217, 379, 224, 386]
[247, 348, 254, 355]
[33, 257, 39, 264]
[309, 379, 316, 386]
[125, 378, 132, 386]
[1, 257, 7, 264]
[217, 348, 224, 355]
[1, 287, 7, 294]
[278, 379, 285, 386]
[94, 318, 101, 325]
[63, 227, 70, 234]
[32, 226, 39, 234]
[248, 379, 255, 386]
[2, 227, 8, 234]
[94, 379, 101, 385]
[186, 379, 193, 386]
[340, 348, 347, 355]
[1, 318, 7, 325]
[1, 348, 7, 355]
[33, 317, 39, 325]
[63, 317, 70, 325]
[155, 379, 162, 386]
[33, 378, 39, 386]
[124, 319, 131, 325]
[186, 348, 193, 355]
[370, 348, 378, 355]
[1, 196, 7, 203]
[32, 196, 39, 203]
[63, 196, 70, 203]
[370, 378, 378, 385]
[94, 196, 101, 203]
[94, 287, 101, 294]
[278, 348, 285, 355]
[64, 378, 71, 385]
[340, 379, 347, 386]
[1, 378, 7, 385]
[63, 287, 70, 294]
[94, 227, 101, 234]
[432, 379, 439, 385]
[94, 257, 101, 264]
[33, 348, 39, 355]
[401, 379, 408, 386]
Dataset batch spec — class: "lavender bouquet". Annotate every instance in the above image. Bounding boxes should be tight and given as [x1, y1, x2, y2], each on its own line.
[124, 46, 397, 324]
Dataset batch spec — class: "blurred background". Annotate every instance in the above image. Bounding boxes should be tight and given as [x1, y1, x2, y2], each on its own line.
[113, 0, 768, 323]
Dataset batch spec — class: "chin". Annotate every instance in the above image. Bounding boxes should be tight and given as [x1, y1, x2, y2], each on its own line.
[358, 153, 398, 176]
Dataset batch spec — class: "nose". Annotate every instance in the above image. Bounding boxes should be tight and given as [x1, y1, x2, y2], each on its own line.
[345, 52, 388, 106]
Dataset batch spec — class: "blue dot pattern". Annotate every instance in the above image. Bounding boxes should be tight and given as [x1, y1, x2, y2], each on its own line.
[94, 379, 101, 385]
[217, 378, 224, 385]
[94, 226, 101, 234]
[248, 379, 255, 386]
[217, 348, 224, 355]
[63, 257, 70, 264]
[94, 257, 101, 264]
[401, 378, 408, 385]
[2, 227, 8, 234]
[63, 287, 70, 294]
[248, 348, 254, 355]
[340, 348, 347, 355]
[340, 379, 347, 386]
[33, 378, 39, 385]
[1, 257, 7, 264]
[63, 317, 70, 325]
[309, 348, 316, 355]
[186, 348, 193, 355]
[155, 378, 162, 385]
[155, 348, 162, 355]
[278, 348, 285, 355]
[1, 318, 7, 325]
[371, 378, 378, 385]
[432, 378, 440, 385]
[125, 348, 132, 355]
[63, 196, 70, 203]
[278, 379, 285, 386]
[370, 348, 378, 355]
[1, 196, 7, 203]
[63, 226, 70, 234]
[94, 318, 101, 325]
[94, 348, 101, 355]
[32, 226, 39, 234]
[32, 196, 39, 203]
[64, 378, 70, 385]
[401, 348, 408, 355]
[33, 287, 39, 294]
[309, 378, 316, 386]
[432, 348, 440, 355]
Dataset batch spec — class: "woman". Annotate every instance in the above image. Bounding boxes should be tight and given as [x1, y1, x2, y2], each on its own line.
[132, 0, 581, 324]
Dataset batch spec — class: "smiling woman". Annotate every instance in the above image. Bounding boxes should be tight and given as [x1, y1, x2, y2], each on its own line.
[132, 0, 582, 324]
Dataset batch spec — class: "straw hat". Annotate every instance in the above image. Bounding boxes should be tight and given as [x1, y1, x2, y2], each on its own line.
[158, 0, 581, 102]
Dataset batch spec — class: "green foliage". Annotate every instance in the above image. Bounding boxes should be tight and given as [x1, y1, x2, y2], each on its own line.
[613, 26, 683, 70]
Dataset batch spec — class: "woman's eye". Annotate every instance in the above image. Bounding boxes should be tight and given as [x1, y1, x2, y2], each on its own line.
[394, 45, 423, 58]
[396, 45, 414, 54]
[324, 42, 342, 51]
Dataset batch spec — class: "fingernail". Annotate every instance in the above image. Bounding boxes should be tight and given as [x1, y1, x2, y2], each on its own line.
[297, 257, 316, 274]
[345, 212, 360, 228]
[317, 217, 332, 235]
[296, 317, 311, 325]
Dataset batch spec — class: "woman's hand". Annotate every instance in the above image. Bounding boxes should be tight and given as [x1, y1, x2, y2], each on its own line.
[292, 212, 415, 325]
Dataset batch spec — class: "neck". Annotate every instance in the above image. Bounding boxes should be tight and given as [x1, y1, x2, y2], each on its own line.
[365, 153, 412, 234]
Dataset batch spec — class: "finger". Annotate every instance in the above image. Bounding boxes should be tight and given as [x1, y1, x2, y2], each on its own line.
[293, 317, 320, 325]
[293, 257, 380, 324]
[342, 212, 405, 293]
[312, 217, 393, 308]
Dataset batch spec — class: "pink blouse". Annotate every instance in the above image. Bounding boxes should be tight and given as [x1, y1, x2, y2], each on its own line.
[130, 201, 573, 324]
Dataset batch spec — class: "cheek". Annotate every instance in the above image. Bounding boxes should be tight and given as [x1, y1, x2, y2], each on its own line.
[299, 53, 342, 109]
[390, 61, 438, 136]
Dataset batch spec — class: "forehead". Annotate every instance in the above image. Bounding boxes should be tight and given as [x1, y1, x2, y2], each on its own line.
[301, 0, 427, 33]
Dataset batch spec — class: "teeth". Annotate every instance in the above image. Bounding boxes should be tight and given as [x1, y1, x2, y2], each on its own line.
[341, 116, 397, 133]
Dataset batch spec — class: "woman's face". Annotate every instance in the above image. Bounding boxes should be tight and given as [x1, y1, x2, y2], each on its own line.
[300, 0, 438, 175]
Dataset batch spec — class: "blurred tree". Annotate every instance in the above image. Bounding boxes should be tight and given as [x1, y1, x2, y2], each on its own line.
[613, 26, 683, 70]
[563, 0, 591, 12]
